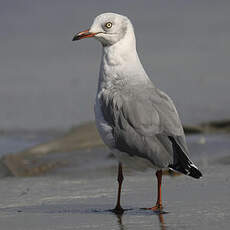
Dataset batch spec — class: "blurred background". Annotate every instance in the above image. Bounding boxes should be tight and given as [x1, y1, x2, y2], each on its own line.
[0, 0, 229, 131]
[0, 2, 230, 229]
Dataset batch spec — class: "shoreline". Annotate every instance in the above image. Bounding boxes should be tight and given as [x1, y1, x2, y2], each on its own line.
[0, 119, 230, 177]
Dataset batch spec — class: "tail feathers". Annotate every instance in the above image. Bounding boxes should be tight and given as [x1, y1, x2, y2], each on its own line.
[168, 136, 202, 179]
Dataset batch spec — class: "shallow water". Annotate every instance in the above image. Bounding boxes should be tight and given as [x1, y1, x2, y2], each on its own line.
[0, 132, 61, 157]
[0, 133, 230, 229]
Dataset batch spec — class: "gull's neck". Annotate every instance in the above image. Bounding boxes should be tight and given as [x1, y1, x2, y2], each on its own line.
[98, 24, 150, 92]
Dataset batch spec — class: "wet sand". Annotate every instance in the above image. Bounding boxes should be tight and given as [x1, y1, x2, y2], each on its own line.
[0, 133, 230, 229]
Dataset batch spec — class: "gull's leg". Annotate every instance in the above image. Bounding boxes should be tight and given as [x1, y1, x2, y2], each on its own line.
[112, 162, 124, 214]
[146, 170, 163, 211]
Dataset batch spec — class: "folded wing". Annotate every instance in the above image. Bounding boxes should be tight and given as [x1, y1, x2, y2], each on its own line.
[100, 85, 202, 178]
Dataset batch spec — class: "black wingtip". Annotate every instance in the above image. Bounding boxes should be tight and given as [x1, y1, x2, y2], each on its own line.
[188, 165, 202, 179]
[169, 164, 203, 179]
[168, 136, 202, 179]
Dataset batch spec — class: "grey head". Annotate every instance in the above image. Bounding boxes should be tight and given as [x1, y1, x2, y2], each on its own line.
[72, 13, 134, 46]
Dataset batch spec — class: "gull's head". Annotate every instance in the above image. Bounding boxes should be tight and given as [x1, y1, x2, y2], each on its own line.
[72, 13, 134, 46]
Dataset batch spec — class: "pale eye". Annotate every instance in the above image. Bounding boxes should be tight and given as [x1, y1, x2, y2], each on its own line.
[105, 22, 112, 29]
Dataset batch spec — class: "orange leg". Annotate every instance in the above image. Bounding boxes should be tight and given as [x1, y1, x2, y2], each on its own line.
[146, 170, 163, 211]
[112, 162, 124, 214]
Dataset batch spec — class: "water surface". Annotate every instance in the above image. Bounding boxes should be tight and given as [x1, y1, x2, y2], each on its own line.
[0, 133, 230, 229]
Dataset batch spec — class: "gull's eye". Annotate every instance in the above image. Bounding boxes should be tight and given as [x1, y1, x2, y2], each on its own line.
[105, 22, 112, 29]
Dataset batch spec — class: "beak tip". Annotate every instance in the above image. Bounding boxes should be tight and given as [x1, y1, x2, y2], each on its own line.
[72, 35, 78, 41]
[72, 30, 95, 41]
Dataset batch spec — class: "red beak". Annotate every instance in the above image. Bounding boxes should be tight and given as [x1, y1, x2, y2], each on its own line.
[72, 29, 97, 41]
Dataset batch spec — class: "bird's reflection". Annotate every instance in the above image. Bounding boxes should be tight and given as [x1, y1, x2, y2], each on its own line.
[115, 213, 126, 230]
[113, 210, 167, 230]
[157, 211, 166, 230]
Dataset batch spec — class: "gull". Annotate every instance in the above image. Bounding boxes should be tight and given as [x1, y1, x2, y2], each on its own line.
[72, 12, 202, 213]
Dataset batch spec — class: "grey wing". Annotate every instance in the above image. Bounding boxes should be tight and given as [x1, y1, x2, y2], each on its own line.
[151, 89, 201, 178]
[101, 86, 202, 178]
[126, 87, 185, 137]
[100, 87, 181, 167]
